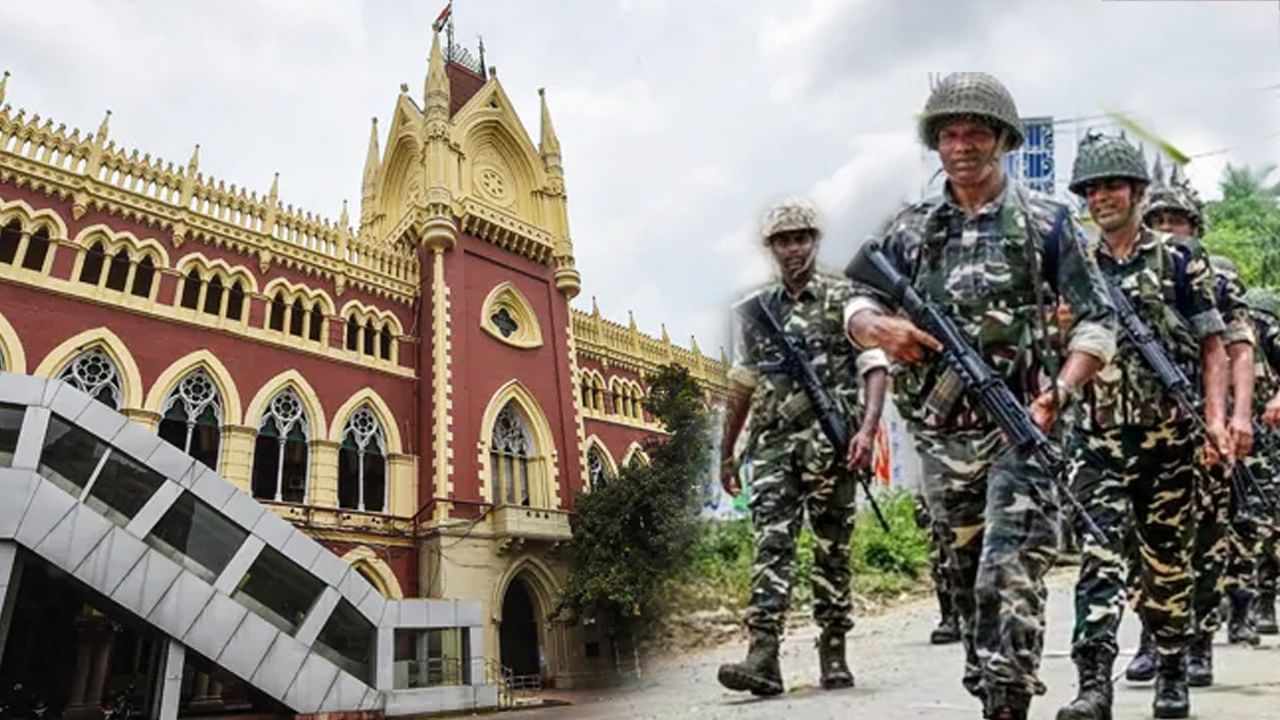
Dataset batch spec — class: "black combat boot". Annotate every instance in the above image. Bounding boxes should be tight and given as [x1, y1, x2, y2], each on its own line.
[718, 629, 783, 696]
[1056, 650, 1113, 720]
[1256, 592, 1278, 635]
[1124, 627, 1157, 682]
[930, 589, 960, 645]
[1152, 653, 1190, 719]
[1227, 588, 1260, 646]
[1185, 633, 1213, 688]
[985, 686, 1030, 720]
[816, 628, 854, 689]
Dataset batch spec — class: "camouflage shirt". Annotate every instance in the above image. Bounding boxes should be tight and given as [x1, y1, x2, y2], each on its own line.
[1086, 229, 1225, 428]
[1251, 308, 1280, 418]
[846, 180, 1116, 430]
[730, 270, 887, 456]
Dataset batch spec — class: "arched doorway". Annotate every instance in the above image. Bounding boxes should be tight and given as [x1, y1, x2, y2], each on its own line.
[499, 577, 541, 679]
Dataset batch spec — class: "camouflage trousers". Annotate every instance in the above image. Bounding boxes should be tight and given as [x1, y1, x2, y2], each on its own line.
[1189, 464, 1232, 634]
[1068, 422, 1195, 662]
[743, 440, 858, 637]
[915, 427, 1058, 701]
[1223, 452, 1279, 599]
[914, 493, 954, 610]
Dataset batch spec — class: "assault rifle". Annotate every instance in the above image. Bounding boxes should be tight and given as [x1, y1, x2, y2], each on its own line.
[844, 241, 1110, 544]
[1105, 284, 1275, 516]
[734, 294, 892, 532]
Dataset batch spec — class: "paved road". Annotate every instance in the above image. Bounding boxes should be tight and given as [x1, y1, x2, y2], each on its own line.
[509, 570, 1280, 719]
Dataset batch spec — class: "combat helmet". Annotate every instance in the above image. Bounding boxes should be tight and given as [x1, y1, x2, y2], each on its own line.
[1069, 132, 1150, 197]
[1209, 255, 1238, 275]
[1143, 161, 1205, 236]
[919, 72, 1023, 151]
[1245, 288, 1280, 319]
[759, 197, 822, 244]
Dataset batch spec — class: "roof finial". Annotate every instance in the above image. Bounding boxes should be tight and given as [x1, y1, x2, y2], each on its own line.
[187, 144, 200, 172]
[95, 109, 112, 143]
[538, 88, 562, 162]
[0, 71, 10, 106]
[425, 30, 450, 113]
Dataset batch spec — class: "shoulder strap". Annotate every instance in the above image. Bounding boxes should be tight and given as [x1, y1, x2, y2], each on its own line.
[1167, 242, 1192, 319]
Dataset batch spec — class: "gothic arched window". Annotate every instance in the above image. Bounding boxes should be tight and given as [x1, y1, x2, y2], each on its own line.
[587, 445, 612, 490]
[130, 256, 155, 298]
[20, 227, 50, 271]
[490, 402, 533, 506]
[79, 242, 106, 285]
[338, 406, 387, 513]
[251, 389, 309, 503]
[0, 221, 20, 264]
[157, 370, 222, 470]
[104, 250, 130, 292]
[59, 349, 122, 410]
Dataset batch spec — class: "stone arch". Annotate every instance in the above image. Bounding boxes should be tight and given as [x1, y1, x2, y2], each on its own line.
[378, 127, 423, 230]
[0, 310, 28, 374]
[337, 299, 405, 337]
[0, 198, 70, 264]
[479, 281, 543, 349]
[583, 434, 618, 489]
[261, 277, 337, 316]
[142, 350, 244, 427]
[173, 251, 261, 294]
[243, 369, 328, 440]
[71, 224, 171, 269]
[622, 442, 651, 469]
[491, 555, 562, 624]
[340, 546, 405, 599]
[327, 387, 403, 455]
[34, 327, 145, 409]
[478, 379, 560, 509]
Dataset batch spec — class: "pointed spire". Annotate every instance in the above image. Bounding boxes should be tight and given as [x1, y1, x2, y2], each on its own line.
[0, 71, 9, 106]
[340, 199, 350, 228]
[95, 109, 112, 144]
[268, 172, 279, 202]
[362, 117, 380, 188]
[425, 30, 450, 113]
[661, 324, 671, 344]
[628, 310, 637, 332]
[538, 88, 562, 162]
[591, 295, 600, 317]
[187, 144, 200, 173]
[690, 335, 702, 356]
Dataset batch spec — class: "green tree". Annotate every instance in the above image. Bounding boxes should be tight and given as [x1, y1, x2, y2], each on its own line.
[557, 364, 713, 630]
[1203, 163, 1280, 288]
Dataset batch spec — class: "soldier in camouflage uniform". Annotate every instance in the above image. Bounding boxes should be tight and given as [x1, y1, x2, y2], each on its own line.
[845, 73, 1117, 720]
[914, 492, 960, 644]
[1124, 171, 1257, 687]
[1252, 288, 1280, 635]
[718, 197, 890, 696]
[1057, 133, 1231, 720]
[1220, 283, 1280, 648]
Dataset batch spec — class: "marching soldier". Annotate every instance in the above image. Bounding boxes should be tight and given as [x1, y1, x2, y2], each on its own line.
[1057, 132, 1230, 720]
[845, 72, 1117, 720]
[1251, 288, 1280, 636]
[1124, 172, 1255, 687]
[718, 197, 890, 696]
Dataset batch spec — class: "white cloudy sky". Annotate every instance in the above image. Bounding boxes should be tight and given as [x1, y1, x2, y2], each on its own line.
[2, 0, 1278, 354]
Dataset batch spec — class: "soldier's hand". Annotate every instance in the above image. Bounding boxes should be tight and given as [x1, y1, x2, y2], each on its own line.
[847, 429, 874, 470]
[1056, 301, 1074, 329]
[1265, 392, 1280, 428]
[1029, 390, 1058, 434]
[858, 314, 941, 364]
[720, 456, 741, 497]
[1203, 421, 1234, 469]
[1229, 414, 1254, 459]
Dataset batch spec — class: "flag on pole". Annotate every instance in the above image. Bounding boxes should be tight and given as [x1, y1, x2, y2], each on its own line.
[432, 2, 453, 32]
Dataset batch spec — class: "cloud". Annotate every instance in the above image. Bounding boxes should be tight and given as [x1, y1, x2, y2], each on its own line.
[2, 0, 1277, 361]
